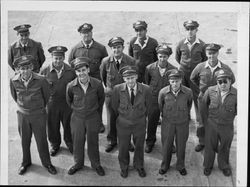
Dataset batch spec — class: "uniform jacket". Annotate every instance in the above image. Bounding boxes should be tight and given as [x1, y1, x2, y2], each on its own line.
[10, 72, 50, 115]
[200, 85, 237, 126]
[145, 61, 177, 103]
[40, 62, 76, 105]
[158, 85, 193, 124]
[8, 38, 45, 72]
[111, 82, 152, 125]
[100, 53, 136, 90]
[66, 77, 105, 119]
[175, 38, 207, 72]
[68, 40, 108, 80]
[190, 61, 235, 93]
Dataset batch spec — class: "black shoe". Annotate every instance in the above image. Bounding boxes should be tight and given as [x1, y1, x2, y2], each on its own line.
[105, 143, 117, 153]
[179, 168, 187, 176]
[195, 144, 205, 152]
[68, 165, 82, 175]
[159, 168, 167, 175]
[145, 145, 153, 153]
[99, 123, 105, 133]
[50, 147, 60, 156]
[204, 168, 212, 176]
[95, 166, 105, 176]
[120, 169, 128, 178]
[222, 168, 232, 176]
[46, 164, 57, 175]
[18, 163, 31, 175]
[137, 168, 146, 177]
[172, 145, 176, 154]
[129, 143, 135, 152]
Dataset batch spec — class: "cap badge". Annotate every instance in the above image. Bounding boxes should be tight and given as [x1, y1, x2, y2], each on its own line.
[57, 46, 62, 50]
[20, 25, 26, 29]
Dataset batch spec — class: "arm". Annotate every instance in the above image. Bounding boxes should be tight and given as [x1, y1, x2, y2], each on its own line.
[97, 82, 105, 117]
[200, 89, 210, 126]
[66, 83, 73, 107]
[153, 40, 158, 62]
[144, 66, 151, 85]
[10, 79, 17, 102]
[128, 41, 134, 57]
[145, 87, 153, 116]
[99, 59, 107, 87]
[190, 66, 200, 88]
[158, 89, 164, 113]
[102, 46, 108, 59]
[68, 48, 75, 67]
[201, 44, 208, 62]
[8, 46, 15, 70]
[41, 78, 50, 105]
[175, 42, 181, 64]
[37, 42, 46, 69]
[111, 86, 119, 116]
[187, 90, 193, 112]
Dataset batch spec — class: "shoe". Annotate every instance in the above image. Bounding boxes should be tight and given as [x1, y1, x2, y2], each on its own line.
[50, 147, 60, 156]
[179, 168, 187, 176]
[95, 166, 105, 176]
[129, 143, 135, 152]
[46, 164, 57, 175]
[99, 123, 105, 133]
[137, 168, 146, 177]
[120, 169, 128, 178]
[105, 143, 117, 153]
[222, 168, 232, 176]
[204, 168, 212, 176]
[195, 144, 205, 152]
[159, 168, 167, 175]
[68, 165, 82, 175]
[172, 145, 176, 154]
[145, 145, 153, 153]
[18, 163, 31, 175]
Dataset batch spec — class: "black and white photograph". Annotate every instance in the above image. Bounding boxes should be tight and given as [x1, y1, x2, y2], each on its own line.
[1, 1, 249, 186]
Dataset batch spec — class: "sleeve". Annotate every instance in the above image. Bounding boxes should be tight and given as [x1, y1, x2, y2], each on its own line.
[158, 89, 164, 113]
[201, 43, 208, 62]
[128, 41, 134, 57]
[68, 48, 75, 68]
[190, 66, 200, 88]
[153, 40, 158, 62]
[144, 66, 151, 85]
[175, 42, 181, 64]
[102, 46, 108, 59]
[227, 66, 236, 85]
[111, 86, 119, 115]
[187, 90, 193, 112]
[200, 88, 210, 126]
[41, 78, 50, 105]
[66, 83, 73, 107]
[10, 79, 17, 102]
[37, 42, 46, 69]
[99, 59, 107, 87]
[97, 82, 105, 116]
[8, 45, 15, 70]
[145, 87, 153, 116]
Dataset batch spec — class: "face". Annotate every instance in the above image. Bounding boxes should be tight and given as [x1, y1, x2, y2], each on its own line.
[217, 78, 231, 92]
[52, 55, 64, 69]
[18, 32, 30, 44]
[185, 27, 197, 39]
[135, 28, 147, 39]
[75, 66, 90, 84]
[169, 78, 182, 92]
[111, 44, 124, 58]
[157, 53, 169, 68]
[19, 64, 33, 80]
[123, 74, 138, 89]
[206, 50, 219, 65]
[80, 31, 93, 44]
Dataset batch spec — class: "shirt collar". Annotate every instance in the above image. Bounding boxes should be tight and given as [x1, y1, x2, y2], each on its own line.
[205, 60, 222, 69]
[165, 85, 186, 94]
[134, 36, 149, 47]
[184, 37, 200, 45]
[50, 63, 65, 73]
[114, 56, 123, 64]
[82, 39, 93, 48]
[215, 85, 237, 95]
[127, 83, 137, 93]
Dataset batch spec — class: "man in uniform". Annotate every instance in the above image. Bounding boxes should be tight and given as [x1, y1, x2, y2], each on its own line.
[175, 20, 207, 147]
[201, 69, 237, 177]
[68, 23, 108, 133]
[190, 43, 235, 152]
[111, 65, 152, 178]
[8, 24, 45, 73]
[66, 57, 105, 176]
[10, 55, 57, 175]
[158, 69, 193, 176]
[100, 37, 136, 152]
[128, 20, 158, 83]
[144, 43, 177, 153]
[40, 46, 76, 156]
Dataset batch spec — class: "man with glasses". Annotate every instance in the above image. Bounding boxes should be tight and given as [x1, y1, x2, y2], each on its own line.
[190, 43, 235, 153]
[8, 24, 45, 73]
[200, 69, 237, 177]
[128, 20, 158, 83]
[175, 20, 207, 152]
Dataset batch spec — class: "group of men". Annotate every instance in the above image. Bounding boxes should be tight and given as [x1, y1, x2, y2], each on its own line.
[8, 19, 237, 179]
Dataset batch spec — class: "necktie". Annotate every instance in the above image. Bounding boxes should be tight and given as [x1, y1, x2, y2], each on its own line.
[116, 60, 120, 70]
[139, 39, 145, 46]
[23, 45, 27, 52]
[130, 88, 135, 105]
[86, 44, 89, 49]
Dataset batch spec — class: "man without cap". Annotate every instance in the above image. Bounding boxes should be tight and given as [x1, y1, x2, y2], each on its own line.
[111, 65, 152, 178]
[66, 57, 105, 176]
[175, 20, 207, 150]
[10, 55, 57, 175]
[100, 37, 136, 153]
[68, 23, 108, 133]
[200, 69, 237, 177]
[40, 46, 76, 157]
[158, 69, 193, 176]
[128, 20, 158, 83]
[144, 43, 177, 153]
[190, 43, 235, 153]
[8, 24, 45, 73]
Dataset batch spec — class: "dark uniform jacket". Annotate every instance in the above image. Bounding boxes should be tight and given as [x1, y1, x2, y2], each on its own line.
[175, 38, 207, 72]
[8, 39, 45, 72]
[66, 77, 105, 119]
[10, 72, 50, 115]
[145, 61, 177, 103]
[40, 63, 76, 105]
[200, 85, 237, 126]
[158, 85, 193, 124]
[190, 61, 235, 93]
[100, 53, 136, 90]
[68, 40, 108, 80]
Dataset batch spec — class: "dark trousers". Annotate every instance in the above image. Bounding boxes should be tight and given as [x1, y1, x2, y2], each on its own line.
[70, 112, 101, 169]
[47, 102, 72, 149]
[17, 111, 51, 167]
[146, 103, 160, 146]
[203, 119, 234, 170]
[160, 120, 189, 171]
[117, 118, 146, 171]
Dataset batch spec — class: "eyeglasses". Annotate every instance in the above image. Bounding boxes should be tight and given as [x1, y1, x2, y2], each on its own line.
[217, 79, 228, 85]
